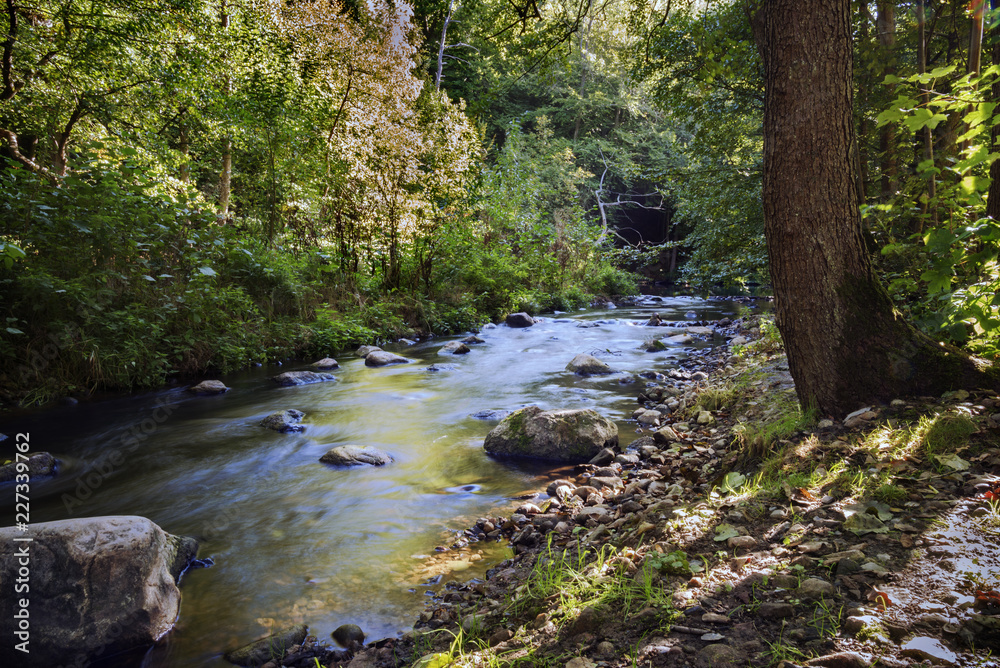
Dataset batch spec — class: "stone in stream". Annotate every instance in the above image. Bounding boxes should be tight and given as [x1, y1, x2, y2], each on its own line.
[311, 357, 339, 369]
[189, 379, 229, 394]
[272, 370, 337, 386]
[0, 516, 199, 668]
[565, 353, 612, 375]
[0, 451, 57, 483]
[223, 624, 309, 667]
[365, 351, 410, 367]
[505, 312, 535, 328]
[469, 409, 510, 421]
[483, 406, 618, 462]
[320, 445, 394, 467]
[331, 623, 366, 649]
[439, 341, 471, 355]
[461, 335, 485, 344]
[259, 409, 305, 433]
[355, 345, 382, 357]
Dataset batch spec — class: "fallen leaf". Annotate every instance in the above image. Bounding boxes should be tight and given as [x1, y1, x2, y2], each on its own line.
[867, 588, 894, 608]
[935, 453, 970, 471]
[714, 524, 740, 542]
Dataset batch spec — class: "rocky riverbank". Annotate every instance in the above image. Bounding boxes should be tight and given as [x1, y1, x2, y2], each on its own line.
[263, 312, 1000, 668]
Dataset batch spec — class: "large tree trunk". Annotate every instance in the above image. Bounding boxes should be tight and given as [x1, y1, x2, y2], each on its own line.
[752, 0, 998, 417]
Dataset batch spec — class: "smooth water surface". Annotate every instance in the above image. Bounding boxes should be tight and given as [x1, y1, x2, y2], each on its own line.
[0, 297, 749, 666]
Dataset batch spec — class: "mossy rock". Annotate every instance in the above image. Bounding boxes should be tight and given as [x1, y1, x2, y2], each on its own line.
[223, 625, 308, 667]
[483, 406, 618, 463]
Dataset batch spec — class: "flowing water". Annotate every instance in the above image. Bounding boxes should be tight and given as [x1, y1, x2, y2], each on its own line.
[0, 297, 753, 667]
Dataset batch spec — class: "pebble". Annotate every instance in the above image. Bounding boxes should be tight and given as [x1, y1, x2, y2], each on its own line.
[702, 612, 730, 624]
[900, 637, 958, 665]
[757, 602, 795, 619]
[797, 578, 836, 599]
[727, 535, 757, 549]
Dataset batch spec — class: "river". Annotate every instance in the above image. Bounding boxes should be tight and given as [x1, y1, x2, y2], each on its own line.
[0, 297, 752, 667]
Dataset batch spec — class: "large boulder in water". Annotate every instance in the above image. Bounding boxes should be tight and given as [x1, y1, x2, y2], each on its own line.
[0, 451, 57, 483]
[566, 353, 613, 375]
[365, 351, 410, 367]
[260, 409, 305, 433]
[356, 345, 382, 357]
[439, 341, 470, 355]
[484, 406, 618, 463]
[272, 371, 336, 386]
[505, 312, 535, 328]
[0, 516, 198, 668]
[320, 445, 394, 466]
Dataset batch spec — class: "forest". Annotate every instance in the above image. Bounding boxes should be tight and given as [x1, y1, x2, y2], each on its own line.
[1, 0, 999, 409]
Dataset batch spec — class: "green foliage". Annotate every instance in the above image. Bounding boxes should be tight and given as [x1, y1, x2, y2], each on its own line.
[644, 550, 692, 576]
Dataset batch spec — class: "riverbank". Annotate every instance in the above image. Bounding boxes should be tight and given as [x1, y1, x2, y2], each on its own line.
[320, 313, 1000, 668]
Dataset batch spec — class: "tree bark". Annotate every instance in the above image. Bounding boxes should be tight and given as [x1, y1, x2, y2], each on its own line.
[917, 0, 936, 230]
[752, 0, 998, 417]
[436, 0, 454, 90]
[876, 0, 897, 200]
[987, 8, 1000, 220]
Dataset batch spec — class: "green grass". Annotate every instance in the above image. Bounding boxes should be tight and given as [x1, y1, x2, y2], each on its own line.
[508, 538, 677, 633]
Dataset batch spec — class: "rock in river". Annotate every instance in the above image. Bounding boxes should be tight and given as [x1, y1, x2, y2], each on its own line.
[260, 409, 305, 433]
[365, 351, 410, 367]
[484, 406, 618, 462]
[505, 312, 535, 328]
[189, 379, 228, 394]
[0, 451, 57, 483]
[331, 623, 366, 649]
[356, 345, 382, 357]
[224, 624, 309, 667]
[320, 445, 394, 466]
[439, 341, 471, 355]
[566, 353, 612, 375]
[470, 409, 510, 421]
[272, 371, 337, 386]
[312, 357, 340, 369]
[0, 516, 198, 668]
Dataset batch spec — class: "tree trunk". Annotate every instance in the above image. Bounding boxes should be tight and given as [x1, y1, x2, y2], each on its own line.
[917, 0, 936, 230]
[987, 11, 1000, 220]
[752, 0, 998, 417]
[178, 120, 190, 183]
[876, 0, 897, 200]
[962, 0, 985, 154]
[218, 138, 231, 217]
[217, 0, 232, 218]
[435, 0, 454, 90]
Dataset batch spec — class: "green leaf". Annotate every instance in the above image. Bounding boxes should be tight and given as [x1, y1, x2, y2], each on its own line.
[904, 108, 949, 132]
[142, 275, 156, 282]
[929, 65, 957, 79]
[721, 472, 746, 493]
[714, 524, 740, 542]
[198, 266, 217, 277]
[5, 327, 24, 335]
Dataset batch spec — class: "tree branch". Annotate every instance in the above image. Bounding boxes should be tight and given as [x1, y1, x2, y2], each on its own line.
[0, 127, 55, 179]
[2, 0, 17, 101]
